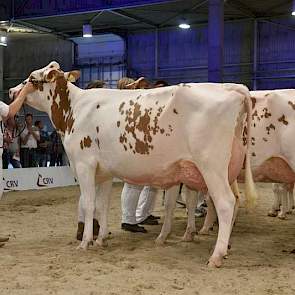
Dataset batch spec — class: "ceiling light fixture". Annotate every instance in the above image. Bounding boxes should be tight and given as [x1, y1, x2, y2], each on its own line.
[179, 19, 191, 29]
[292, 0, 295, 15]
[83, 24, 92, 37]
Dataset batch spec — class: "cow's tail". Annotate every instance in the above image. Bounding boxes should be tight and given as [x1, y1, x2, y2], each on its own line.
[244, 92, 258, 209]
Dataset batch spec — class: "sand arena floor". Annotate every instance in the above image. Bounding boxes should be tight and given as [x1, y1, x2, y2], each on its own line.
[0, 183, 295, 295]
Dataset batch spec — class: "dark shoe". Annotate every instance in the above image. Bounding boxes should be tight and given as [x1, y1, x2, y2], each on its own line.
[139, 216, 159, 225]
[76, 222, 84, 241]
[149, 215, 161, 220]
[121, 223, 147, 233]
[0, 237, 9, 243]
[93, 219, 100, 240]
[76, 219, 101, 241]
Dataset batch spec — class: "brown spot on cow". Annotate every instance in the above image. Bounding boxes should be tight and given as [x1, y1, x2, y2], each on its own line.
[83, 136, 92, 148]
[118, 98, 172, 154]
[251, 137, 256, 146]
[252, 110, 258, 121]
[47, 95, 50, 101]
[250, 97, 256, 109]
[252, 152, 256, 157]
[96, 126, 99, 133]
[266, 124, 275, 135]
[242, 126, 247, 146]
[119, 102, 125, 112]
[129, 100, 134, 106]
[278, 115, 289, 125]
[117, 121, 120, 128]
[49, 89, 52, 96]
[263, 108, 272, 118]
[80, 140, 84, 150]
[173, 108, 178, 114]
[95, 138, 100, 149]
[50, 74, 75, 135]
[288, 101, 295, 110]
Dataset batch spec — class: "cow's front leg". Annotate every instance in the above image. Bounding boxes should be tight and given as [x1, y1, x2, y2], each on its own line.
[76, 164, 96, 250]
[95, 180, 112, 247]
[182, 186, 197, 242]
[155, 185, 179, 245]
[278, 187, 288, 220]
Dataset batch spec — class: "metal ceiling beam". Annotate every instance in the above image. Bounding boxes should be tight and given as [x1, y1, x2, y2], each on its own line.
[89, 11, 104, 24]
[261, 0, 292, 14]
[109, 9, 157, 28]
[12, 19, 69, 39]
[159, 0, 208, 27]
[225, 0, 256, 18]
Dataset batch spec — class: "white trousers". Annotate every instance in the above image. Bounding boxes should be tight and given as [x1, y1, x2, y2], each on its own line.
[121, 183, 157, 224]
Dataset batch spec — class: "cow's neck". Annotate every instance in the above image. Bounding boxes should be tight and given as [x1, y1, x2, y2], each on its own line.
[47, 77, 81, 137]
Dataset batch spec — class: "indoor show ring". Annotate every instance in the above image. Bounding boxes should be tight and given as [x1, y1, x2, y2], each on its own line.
[0, 183, 295, 295]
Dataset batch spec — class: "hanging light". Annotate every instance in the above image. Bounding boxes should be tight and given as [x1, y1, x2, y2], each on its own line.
[179, 19, 190, 29]
[292, 0, 295, 15]
[0, 30, 7, 46]
[83, 24, 92, 37]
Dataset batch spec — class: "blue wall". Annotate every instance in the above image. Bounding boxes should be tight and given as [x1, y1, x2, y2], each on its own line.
[127, 19, 295, 90]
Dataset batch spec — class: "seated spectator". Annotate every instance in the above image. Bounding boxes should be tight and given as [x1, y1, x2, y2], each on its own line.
[20, 113, 40, 168]
[49, 130, 64, 166]
[85, 80, 105, 89]
[154, 80, 169, 87]
[35, 120, 50, 167]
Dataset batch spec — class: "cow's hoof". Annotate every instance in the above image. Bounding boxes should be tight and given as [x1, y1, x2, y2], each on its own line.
[207, 257, 222, 268]
[287, 211, 292, 215]
[77, 240, 90, 250]
[198, 228, 210, 235]
[95, 237, 108, 248]
[182, 231, 195, 242]
[155, 237, 165, 246]
[267, 211, 278, 217]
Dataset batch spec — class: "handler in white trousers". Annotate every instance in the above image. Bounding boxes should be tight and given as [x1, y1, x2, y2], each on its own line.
[121, 183, 159, 233]
[0, 81, 35, 246]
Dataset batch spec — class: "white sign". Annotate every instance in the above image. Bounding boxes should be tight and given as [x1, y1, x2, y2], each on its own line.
[3, 167, 78, 191]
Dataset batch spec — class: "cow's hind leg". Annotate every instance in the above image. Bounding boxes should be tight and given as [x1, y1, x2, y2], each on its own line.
[199, 196, 217, 235]
[268, 184, 281, 217]
[155, 185, 179, 245]
[182, 186, 197, 242]
[95, 180, 112, 247]
[202, 173, 236, 268]
[76, 164, 96, 250]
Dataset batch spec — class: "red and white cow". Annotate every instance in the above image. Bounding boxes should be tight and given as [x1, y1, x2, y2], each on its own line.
[10, 62, 257, 267]
[199, 89, 295, 234]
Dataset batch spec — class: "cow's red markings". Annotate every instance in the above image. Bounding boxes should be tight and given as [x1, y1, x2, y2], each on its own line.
[266, 123, 275, 135]
[288, 101, 295, 110]
[278, 115, 289, 125]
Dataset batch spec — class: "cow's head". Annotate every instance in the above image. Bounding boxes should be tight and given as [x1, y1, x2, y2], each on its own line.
[9, 61, 80, 111]
[9, 61, 80, 134]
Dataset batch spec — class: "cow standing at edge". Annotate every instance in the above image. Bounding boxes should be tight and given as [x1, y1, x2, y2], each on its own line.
[10, 62, 257, 268]
[199, 89, 295, 235]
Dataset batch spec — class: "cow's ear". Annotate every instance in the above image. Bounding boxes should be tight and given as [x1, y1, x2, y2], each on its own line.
[65, 71, 80, 82]
[45, 69, 61, 82]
